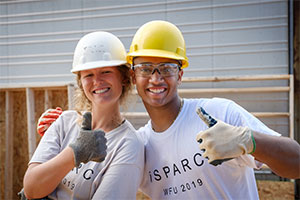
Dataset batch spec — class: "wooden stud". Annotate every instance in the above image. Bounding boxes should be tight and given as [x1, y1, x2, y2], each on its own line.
[122, 112, 149, 118]
[182, 74, 290, 83]
[122, 112, 289, 118]
[26, 88, 36, 159]
[289, 75, 294, 139]
[252, 112, 290, 118]
[131, 86, 290, 95]
[67, 84, 75, 110]
[5, 91, 13, 200]
[178, 86, 290, 94]
[44, 89, 52, 110]
[0, 85, 67, 92]
[0, 81, 75, 91]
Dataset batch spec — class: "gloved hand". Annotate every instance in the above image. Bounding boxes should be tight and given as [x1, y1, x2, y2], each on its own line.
[18, 188, 27, 200]
[37, 107, 63, 136]
[69, 112, 107, 167]
[196, 107, 256, 166]
[18, 188, 49, 200]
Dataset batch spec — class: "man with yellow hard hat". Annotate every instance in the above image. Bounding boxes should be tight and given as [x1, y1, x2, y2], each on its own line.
[37, 20, 300, 199]
[127, 20, 300, 199]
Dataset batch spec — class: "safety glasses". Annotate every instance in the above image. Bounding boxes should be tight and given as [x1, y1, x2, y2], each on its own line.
[132, 63, 180, 77]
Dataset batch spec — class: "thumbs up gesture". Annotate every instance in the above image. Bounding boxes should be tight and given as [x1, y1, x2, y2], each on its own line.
[69, 112, 107, 167]
[196, 107, 255, 166]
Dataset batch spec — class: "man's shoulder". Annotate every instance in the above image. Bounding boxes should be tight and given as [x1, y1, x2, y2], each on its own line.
[183, 98, 237, 122]
[184, 97, 234, 110]
[135, 121, 152, 143]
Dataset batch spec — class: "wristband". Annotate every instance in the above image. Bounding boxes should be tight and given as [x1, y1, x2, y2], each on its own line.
[249, 131, 256, 154]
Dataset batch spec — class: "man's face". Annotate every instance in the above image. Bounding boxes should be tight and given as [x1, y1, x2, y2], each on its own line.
[132, 56, 183, 108]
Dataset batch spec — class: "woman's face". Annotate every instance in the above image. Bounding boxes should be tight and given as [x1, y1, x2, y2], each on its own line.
[80, 67, 123, 107]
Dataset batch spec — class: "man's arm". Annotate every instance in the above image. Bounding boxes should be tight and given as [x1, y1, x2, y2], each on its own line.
[252, 132, 300, 179]
[196, 107, 300, 179]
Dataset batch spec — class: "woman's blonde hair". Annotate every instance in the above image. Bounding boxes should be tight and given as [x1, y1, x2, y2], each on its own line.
[74, 65, 133, 113]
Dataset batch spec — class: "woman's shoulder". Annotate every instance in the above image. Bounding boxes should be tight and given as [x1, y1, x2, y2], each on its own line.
[59, 110, 80, 120]
[119, 121, 144, 147]
[53, 110, 81, 129]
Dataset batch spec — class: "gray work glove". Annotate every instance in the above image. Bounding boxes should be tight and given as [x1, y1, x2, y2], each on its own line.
[69, 112, 107, 167]
[18, 188, 27, 200]
[18, 188, 49, 200]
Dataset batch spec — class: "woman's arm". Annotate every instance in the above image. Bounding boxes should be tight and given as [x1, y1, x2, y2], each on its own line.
[24, 112, 107, 199]
[23, 147, 75, 199]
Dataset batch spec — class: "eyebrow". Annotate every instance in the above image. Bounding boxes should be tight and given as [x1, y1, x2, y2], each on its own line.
[139, 62, 152, 64]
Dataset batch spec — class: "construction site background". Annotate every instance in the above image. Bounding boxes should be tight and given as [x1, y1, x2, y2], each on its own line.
[0, 0, 299, 199]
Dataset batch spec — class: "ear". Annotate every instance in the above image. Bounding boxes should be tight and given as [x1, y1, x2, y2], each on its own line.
[130, 69, 136, 85]
[177, 70, 183, 85]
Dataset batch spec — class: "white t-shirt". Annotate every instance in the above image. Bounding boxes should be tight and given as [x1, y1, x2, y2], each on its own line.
[30, 110, 144, 200]
[137, 98, 280, 200]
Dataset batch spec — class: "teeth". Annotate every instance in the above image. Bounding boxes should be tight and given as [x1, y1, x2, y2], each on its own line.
[149, 88, 165, 94]
[94, 88, 109, 94]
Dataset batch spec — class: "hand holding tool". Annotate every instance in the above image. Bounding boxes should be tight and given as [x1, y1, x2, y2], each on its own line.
[196, 107, 255, 166]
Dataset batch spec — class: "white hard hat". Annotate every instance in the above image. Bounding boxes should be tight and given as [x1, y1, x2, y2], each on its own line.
[71, 31, 127, 73]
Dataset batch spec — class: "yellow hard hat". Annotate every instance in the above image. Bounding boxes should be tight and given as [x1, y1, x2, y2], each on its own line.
[127, 20, 189, 68]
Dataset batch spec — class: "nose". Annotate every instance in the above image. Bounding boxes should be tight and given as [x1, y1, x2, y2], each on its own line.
[151, 68, 161, 75]
[149, 69, 163, 83]
[94, 73, 104, 84]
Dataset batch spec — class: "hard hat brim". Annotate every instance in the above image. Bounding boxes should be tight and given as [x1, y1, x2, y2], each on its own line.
[71, 60, 128, 73]
[127, 49, 188, 69]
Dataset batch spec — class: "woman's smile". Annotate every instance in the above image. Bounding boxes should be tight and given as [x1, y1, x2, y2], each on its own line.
[93, 87, 110, 94]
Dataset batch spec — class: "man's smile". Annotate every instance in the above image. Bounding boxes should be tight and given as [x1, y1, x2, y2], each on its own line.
[147, 87, 167, 94]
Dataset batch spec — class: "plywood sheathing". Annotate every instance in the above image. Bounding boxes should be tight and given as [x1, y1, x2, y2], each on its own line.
[12, 91, 28, 199]
[0, 88, 68, 199]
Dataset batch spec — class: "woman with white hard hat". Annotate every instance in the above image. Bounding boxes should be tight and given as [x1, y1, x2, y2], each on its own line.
[22, 31, 144, 199]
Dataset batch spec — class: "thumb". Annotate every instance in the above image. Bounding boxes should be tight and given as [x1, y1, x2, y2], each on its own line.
[81, 112, 92, 130]
[196, 107, 217, 128]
